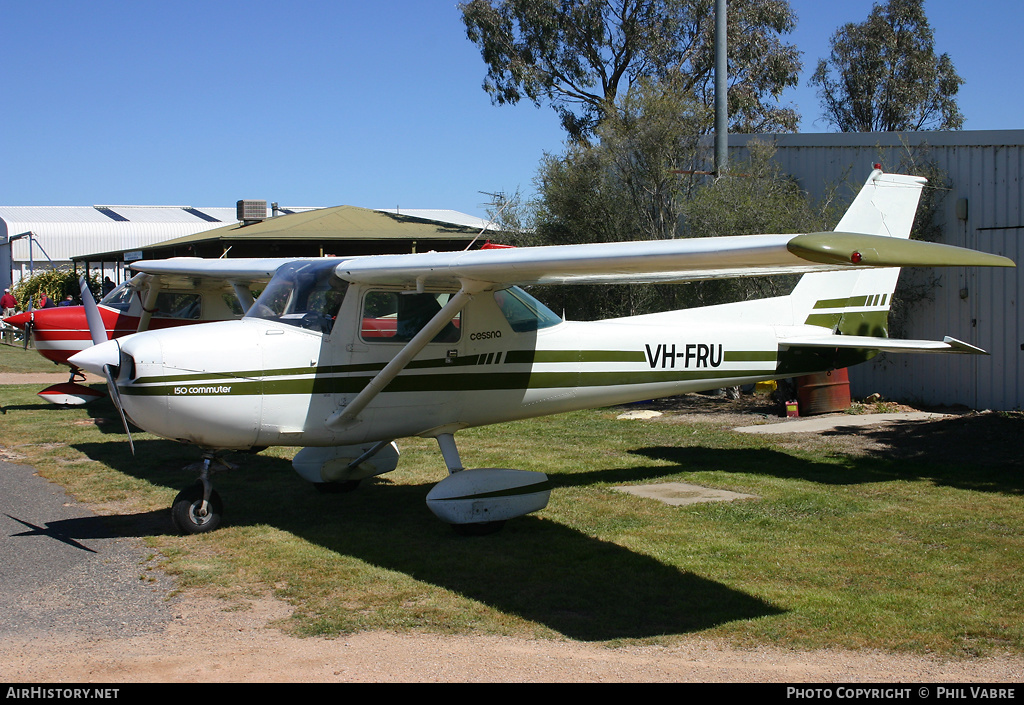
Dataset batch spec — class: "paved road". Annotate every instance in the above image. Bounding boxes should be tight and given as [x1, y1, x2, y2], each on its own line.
[0, 458, 175, 641]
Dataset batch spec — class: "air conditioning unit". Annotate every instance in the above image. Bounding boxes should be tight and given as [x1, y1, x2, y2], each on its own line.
[236, 200, 267, 224]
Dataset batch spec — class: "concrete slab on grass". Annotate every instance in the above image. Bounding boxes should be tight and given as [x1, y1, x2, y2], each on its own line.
[613, 482, 757, 506]
[733, 412, 948, 435]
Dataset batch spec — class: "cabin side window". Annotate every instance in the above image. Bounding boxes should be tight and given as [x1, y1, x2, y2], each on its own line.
[360, 291, 461, 343]
[153, 292, 202, 320]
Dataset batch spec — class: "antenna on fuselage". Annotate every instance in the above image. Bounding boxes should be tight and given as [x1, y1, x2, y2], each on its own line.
[463, 191, 510, 251]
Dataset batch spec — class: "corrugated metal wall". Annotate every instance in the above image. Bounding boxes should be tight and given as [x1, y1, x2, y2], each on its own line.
[729, 131, 1023, 410]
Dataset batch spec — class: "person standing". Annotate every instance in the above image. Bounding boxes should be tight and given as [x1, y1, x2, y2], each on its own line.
[1, 288, 16, 317]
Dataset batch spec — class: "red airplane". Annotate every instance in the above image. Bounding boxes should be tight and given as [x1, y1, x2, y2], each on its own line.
[3, 263, 286, 404]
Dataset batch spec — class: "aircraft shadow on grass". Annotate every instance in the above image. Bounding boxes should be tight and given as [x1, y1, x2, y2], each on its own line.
[72, 438, 783, 642]
[630, 411, 1024, 496]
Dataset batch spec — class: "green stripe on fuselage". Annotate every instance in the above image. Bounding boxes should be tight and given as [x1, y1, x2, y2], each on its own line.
[122, 348, 777, 397]
[725, 350, 776, 362]
[813, 296, 869, 309]
[804, 313, 844, 329]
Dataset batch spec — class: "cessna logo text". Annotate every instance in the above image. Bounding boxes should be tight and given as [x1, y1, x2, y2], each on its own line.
[174, 385, 233, 395]
[645, 343, 723, 369]
[470, 330, 502, 341]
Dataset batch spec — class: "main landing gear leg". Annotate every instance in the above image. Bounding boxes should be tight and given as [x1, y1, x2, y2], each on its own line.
[436, 433, 464, 474]
[171, 452, 236, 534]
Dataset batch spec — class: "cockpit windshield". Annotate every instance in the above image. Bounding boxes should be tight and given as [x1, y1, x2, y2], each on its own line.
[493, 287, 562, 332]
[245, 260, 348, 334]
[99, 281, 135, 311]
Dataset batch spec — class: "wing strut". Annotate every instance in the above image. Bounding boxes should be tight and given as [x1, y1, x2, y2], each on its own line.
[325, 283, 482, 429]
[230, 282, 255, 314]
[136, 276, 162, 333]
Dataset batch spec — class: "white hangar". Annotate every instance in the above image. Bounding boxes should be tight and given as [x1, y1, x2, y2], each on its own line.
[0, 204, 259, 290]
[0, 204, 492, 291]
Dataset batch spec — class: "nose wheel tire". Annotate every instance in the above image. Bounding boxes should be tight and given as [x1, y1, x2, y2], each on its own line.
[171, 482, 224, 534]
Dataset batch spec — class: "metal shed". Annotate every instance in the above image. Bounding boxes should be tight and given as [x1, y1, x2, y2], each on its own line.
[728, 130, 1023, 410]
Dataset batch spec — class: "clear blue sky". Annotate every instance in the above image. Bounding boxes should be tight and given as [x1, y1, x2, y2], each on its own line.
[2, 0, 1020, 219]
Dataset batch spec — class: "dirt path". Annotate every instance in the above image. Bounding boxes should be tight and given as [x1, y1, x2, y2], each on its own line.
[3, 592, 1023, 683]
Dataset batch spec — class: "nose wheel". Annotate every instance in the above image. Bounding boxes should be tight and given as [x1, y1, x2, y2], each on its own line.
[171, 453, 235, 534]
[171, 482, 223, 534]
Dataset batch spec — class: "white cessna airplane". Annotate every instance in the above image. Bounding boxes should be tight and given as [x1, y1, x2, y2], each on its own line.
[70, 169, 1015, 535]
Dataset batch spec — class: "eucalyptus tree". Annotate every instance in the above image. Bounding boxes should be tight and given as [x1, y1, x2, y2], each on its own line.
[809, 0, 963, 132]
[459, 0, 802, 141]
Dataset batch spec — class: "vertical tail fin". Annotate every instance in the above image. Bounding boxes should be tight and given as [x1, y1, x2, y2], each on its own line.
[789, 169, 927, 337]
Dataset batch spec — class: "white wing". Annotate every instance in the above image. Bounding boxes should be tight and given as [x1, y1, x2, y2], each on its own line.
[334, 232, 1013, 290]
[130, 256, 305, 282]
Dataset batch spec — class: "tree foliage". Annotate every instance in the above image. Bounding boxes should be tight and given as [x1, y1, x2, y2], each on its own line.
[526, 99, 832, 319]
[677, 140, 835, 305]
[459, 0, 802, 141]
[531, 78, 708, 245]
[522, 80, 708, 317]
[12, 267, 100, 310]
[809, 0, 963, 132]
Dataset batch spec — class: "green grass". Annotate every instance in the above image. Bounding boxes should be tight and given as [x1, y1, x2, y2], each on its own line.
[0, 340, 67, 374]
[1, 380, 1022, 657]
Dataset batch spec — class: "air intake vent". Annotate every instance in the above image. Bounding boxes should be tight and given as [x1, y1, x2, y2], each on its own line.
[236, 200, 267, 224]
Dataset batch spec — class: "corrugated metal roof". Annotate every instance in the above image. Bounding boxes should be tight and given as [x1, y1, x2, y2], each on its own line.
[1, 205, 487, 261]
[145, 205, 483, 249]
[1, 204, 488, 263]
[2, 220, 232, 260]
[0, 205, 239, 224]
[374, 208, 495, 230]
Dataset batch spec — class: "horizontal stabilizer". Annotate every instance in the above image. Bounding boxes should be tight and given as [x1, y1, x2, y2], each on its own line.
[779, 334, 987, 355]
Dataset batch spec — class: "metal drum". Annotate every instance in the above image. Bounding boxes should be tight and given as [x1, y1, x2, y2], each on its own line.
[796, 368, 851, 416]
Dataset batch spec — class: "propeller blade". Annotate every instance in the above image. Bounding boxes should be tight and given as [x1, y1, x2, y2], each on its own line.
[23, 302, 35, 350]
[101, 356, 135, 456]
[79, 276, 108, 346]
